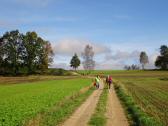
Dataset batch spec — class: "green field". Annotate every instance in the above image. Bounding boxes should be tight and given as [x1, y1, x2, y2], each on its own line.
[0, 78, 91, 126]
[92, 70, 168, 126]
[116, 77, 168, 126]
[0, 70, 168, 126]
[79, 70, 168, 125]
[78, 70, 168, 78]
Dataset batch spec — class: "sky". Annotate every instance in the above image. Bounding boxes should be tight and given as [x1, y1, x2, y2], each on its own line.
[0, 0, 168, 69]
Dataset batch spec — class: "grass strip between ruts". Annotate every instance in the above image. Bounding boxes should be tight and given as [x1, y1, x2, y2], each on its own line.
[89, 85, 108, 126]
[113, 80, 164, 126]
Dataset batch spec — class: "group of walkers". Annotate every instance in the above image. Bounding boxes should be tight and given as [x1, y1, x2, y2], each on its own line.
[105, 75, 113, 89]
[93, 75, 113, 89]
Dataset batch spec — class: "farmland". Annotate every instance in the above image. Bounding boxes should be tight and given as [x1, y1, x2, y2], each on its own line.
[0, 77, 92, 126]
[91, 70, 168, 126]
[0, 70, 168, 126]
[78, 70, 168, 78]
[79, 70, 168, 125]
[116, 77, 168, 126]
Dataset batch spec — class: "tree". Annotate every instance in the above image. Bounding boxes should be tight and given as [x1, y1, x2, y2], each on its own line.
[140, 51, 149, 70]
[70, 53, 80, 70]
[124, 65, 131, 70]
[23, 32, 53, 74]
[36, 37, 54, 73]
[155, 45, 168, 70]
[0, 30, 25, 75]
[82, 45, 95, 72]
[124, 64, 140, 70]
[131, 64, 140, 70]
[37, 40, 54, 73]
[0, 36, 5, 74]
[0, 30, 54, 75]
[23, 32, 39, 73]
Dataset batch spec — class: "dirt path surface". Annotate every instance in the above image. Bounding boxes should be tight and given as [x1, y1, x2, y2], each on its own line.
[60, 81, 104, 126]
[106, 84, 129, 126]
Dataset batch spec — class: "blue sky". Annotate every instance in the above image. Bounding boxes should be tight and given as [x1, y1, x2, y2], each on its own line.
[0, 0, 168, 69]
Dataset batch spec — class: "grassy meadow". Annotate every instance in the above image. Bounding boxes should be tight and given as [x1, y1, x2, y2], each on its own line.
[0, 77, 92, 126]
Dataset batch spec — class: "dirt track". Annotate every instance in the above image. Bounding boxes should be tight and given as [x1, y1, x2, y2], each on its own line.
[61, 81, 128, 126]
[106, 84, 129, 126]
[60, 81, 104, 126]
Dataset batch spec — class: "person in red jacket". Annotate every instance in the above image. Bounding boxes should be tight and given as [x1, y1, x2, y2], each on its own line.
[108, 75, 113, 89]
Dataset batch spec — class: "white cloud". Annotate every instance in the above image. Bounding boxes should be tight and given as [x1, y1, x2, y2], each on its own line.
[51, 39, 160, 70]
[53, 39, 111, 56]
[96, 60, 125, 70]
[94, 50, 141, 70]
[105, 50, 140, 60]
[146, 51, 159, 69]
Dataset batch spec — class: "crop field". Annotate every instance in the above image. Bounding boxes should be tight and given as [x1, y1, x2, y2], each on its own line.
[0, 78, 91, 126]
[117, 77, 168, 125]
[94, 70, 168, 126]
[0, 70, 167, 126]
[0, 75, 80, 85]
[78, 70, 168, 78]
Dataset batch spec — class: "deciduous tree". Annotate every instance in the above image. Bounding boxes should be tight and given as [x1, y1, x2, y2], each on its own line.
[23, 32, 53, 74]
[0, 30, 24, 75]
[0, 30, 54, 75]
[82, 45, 95, 73]
[155, 45, 168, 70]
[140, 51, 149, 70]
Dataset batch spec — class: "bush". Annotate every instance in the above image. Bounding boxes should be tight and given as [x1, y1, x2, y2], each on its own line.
[48, 68, 71, 76]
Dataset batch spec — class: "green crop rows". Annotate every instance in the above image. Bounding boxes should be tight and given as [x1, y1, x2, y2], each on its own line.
[117, 77, 168, 126]
[0, 78, 91, 126]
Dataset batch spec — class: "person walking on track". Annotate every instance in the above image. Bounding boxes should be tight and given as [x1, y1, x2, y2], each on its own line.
[95, 75, 100, 89]
[106, 75, 109, 86]
[106, 75, 113, 89]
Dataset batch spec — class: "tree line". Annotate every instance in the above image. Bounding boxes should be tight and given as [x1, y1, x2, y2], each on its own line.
[124, 45, 168, 70]
[0, 30, 53, 75]
[0, 30, 167, 75]
[70, 44, 168, 71]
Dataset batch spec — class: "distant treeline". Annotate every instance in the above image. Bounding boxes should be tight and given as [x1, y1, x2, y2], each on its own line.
[124, 45, 168, 70]
[0, 30, 54, 75]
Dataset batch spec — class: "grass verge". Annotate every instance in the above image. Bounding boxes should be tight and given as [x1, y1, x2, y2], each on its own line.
[89, 85, 108, 126]
[38, 87, 94, 126]
[113, 81, 163, 126]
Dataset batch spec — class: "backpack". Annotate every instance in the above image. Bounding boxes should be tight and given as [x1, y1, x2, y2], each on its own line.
[109, 76, 112, 82]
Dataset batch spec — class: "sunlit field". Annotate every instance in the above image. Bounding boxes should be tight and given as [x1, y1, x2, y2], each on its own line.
[78, 70, 168, 77]
[92, 70, 168, 125]
[0, 78, 91, 126]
